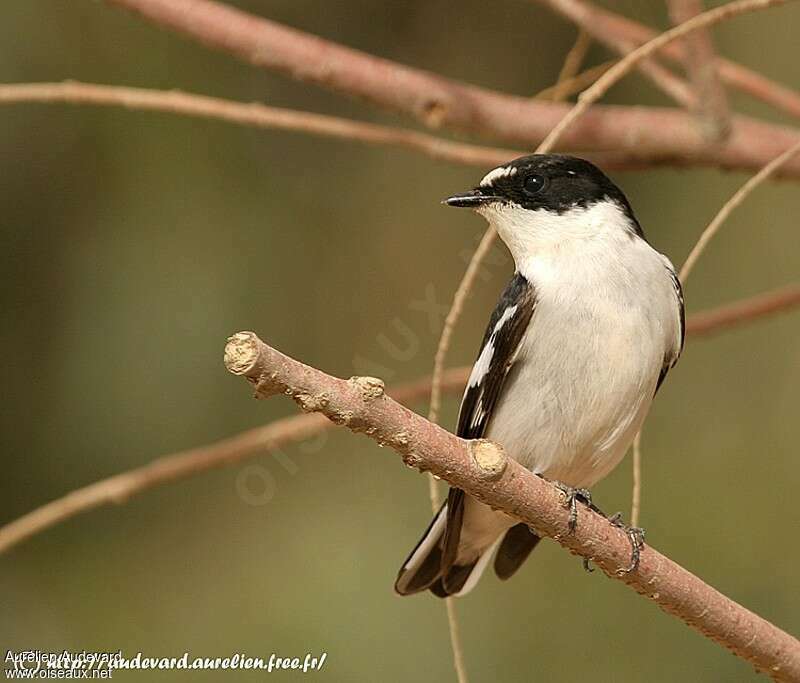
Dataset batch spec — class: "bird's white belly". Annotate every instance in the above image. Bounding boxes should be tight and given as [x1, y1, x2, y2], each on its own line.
[485, 293, 664, 488]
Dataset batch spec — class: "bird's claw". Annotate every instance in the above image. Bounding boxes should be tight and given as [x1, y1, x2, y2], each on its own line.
[553, 482, 593, 533]
[609, 512, 645, 574]
[551, 482, 644, 574]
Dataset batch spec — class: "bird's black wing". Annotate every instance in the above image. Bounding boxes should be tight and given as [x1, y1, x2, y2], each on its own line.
[457, 272, 537, 439]
[655, 264, 685, 394]
[442, 272, 537, 572]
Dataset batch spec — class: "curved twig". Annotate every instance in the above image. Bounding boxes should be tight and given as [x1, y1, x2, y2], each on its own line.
[681, 138, 800, 282]
[0, 81, 518, 169]
[534, 60, 615, 101]
[630, 431, 643, 528]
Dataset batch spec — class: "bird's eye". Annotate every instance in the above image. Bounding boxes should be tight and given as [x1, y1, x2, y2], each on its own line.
[523, 174, 546, 195]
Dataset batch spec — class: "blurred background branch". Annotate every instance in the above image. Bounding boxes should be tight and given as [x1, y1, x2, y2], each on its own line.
[0, 82, 519, 168]
[103, 0, 800, 176]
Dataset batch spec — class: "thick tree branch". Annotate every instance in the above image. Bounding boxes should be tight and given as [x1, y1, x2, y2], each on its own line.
[223, 331, 800, 681]
[102, 0, 800, 177]
[536, 0, 800, 119]
[667, 0, 731, 141]
[0, 289, 795, 557]
[0, 81, 747, 175]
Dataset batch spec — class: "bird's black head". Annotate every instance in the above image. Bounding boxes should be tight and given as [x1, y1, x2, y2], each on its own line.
[445, 154, 642, 236]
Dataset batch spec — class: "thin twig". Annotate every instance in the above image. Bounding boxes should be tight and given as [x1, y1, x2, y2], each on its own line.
[667, 0, 731, 141]
[444, 600, 469, 683]
[100, 0, 800, 176]
[0, 288, 796, 557]
[680, 138, 800, 282]
[540, 0, 793, 153]
[0, 82, 519, 169]
[427, 228, 498, 427]
[225, 331, 800, 681]
[534, 60, 615, 100]
[548, 29, 593, 102]
[536, 0, 800, 119]
[547, 13, 696, 108]
[425, 230, 498, 683]
[686, 283, 800, 335]
[630, 431, 643, 528]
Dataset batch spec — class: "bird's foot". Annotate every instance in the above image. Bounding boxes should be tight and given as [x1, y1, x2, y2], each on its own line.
[549, 481, 644, 574]
[609, 512, 645, 574]
[552, 482, 594, 533]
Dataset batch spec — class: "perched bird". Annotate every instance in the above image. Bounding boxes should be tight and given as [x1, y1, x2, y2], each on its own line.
[395, 154, 684, 598]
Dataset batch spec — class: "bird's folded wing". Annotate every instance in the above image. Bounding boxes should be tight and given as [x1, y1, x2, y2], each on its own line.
[456, 271, 537, 440]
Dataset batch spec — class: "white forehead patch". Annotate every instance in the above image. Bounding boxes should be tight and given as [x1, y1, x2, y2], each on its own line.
[480, 165, 517, 187]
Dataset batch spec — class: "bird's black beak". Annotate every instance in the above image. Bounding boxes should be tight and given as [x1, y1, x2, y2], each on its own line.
[443, 188, 502, 208]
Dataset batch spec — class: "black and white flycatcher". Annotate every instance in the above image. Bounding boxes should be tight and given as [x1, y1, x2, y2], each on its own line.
[395, 154, 684, 598]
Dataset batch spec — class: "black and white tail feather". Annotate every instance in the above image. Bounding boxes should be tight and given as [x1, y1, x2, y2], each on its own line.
[395, 273, 539, 597]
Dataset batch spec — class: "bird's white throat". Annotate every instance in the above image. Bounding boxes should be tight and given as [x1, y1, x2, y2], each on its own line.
[477, 199, 637, 281]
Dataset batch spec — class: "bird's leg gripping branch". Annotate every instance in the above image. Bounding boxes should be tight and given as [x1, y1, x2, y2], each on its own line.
[223, 331, 800, 681]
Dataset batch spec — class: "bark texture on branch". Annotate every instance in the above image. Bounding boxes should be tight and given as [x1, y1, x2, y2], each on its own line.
[104, 0, 800, 178]
[224, 331, 800, 682]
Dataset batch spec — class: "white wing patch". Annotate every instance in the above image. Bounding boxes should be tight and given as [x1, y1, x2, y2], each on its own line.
[480, 165, 517, 188]
[468, 342, 495, 388]
[493, 304, 518, 333]
[467, 305, 517, 388]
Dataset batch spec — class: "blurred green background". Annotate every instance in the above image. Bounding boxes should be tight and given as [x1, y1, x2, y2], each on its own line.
[1, 1, 798, 681]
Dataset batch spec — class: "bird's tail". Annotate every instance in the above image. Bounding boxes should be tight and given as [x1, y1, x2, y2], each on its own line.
[394, 492, 541, 597]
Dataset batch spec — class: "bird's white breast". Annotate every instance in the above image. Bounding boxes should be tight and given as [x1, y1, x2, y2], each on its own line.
[479, 201, 680, 487]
